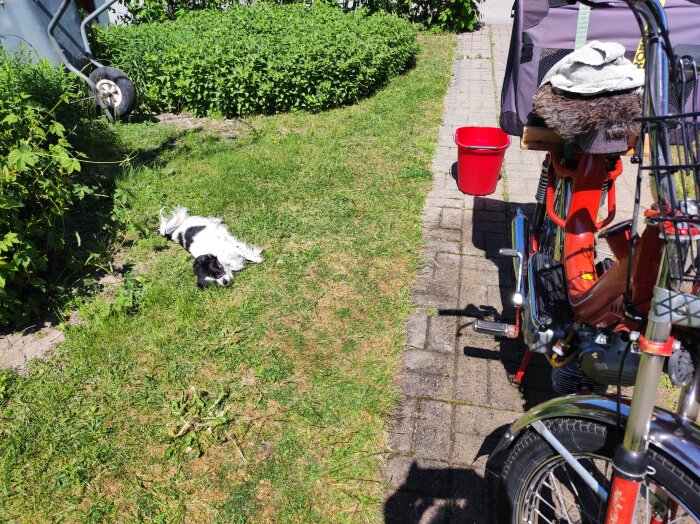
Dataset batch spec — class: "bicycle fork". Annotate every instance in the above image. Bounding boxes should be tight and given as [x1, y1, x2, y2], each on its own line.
[604, 258, 699, 524]
[605, 344, 668, 524]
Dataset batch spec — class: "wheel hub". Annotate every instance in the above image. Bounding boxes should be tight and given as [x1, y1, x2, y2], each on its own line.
[96, 78, 123, 108]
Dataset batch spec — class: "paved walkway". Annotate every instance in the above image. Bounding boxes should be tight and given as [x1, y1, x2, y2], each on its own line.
[383, 6, 648, 522]
[382, 22, 548, 523]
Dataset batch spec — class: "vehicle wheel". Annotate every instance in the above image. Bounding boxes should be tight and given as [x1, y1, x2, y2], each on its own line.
[89, 66, 136, 118]
[498, 418, 700, 523]
[535, 176, 568, 260]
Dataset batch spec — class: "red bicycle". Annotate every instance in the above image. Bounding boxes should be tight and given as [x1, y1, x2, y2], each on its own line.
[480, 1, 700, 522]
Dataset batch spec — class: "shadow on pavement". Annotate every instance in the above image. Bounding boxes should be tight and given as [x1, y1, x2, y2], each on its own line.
[384, 426, 509, 523]
[385, 193, 562, 523]
[441, 196, 557, 408]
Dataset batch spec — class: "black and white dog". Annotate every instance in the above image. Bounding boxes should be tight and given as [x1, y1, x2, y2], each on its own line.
[159, 206, 263, 288]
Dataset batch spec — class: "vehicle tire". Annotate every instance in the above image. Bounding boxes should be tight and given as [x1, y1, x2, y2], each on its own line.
[535, 176, 568, 260]
[498, 417, 700, 523]
[89, 66, 137, 118]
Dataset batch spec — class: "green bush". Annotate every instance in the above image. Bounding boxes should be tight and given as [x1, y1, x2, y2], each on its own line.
[93, 5, 419, 117]
[118, 0, 482, 32]
[405, 0, 482, 32]
[0, 52, 90, 325]
[117, 0, 230, 24]
[339, 0, 482, 32]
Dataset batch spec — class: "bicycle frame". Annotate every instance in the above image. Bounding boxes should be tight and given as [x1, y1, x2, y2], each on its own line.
[545, 152, 665, 326]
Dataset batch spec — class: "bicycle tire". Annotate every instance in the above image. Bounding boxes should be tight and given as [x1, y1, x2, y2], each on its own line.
[535, 176, 568, 260]
[498, 417, 700, 523]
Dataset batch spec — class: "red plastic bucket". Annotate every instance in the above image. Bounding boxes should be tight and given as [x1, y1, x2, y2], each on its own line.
[454, 127, 511, 196]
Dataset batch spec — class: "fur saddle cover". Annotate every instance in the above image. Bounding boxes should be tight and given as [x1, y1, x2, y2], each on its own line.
[532, 83, 642, 142]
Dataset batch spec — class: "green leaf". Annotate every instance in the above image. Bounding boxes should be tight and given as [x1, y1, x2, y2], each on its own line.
[0, 233, 21, 251]
[49, 121, 66, 136]
[1, 114, 19, 124]
[6, 148, 38, 170]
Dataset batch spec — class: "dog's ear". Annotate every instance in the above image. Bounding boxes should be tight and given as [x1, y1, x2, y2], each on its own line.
[193, 256, 209, 288]
[193, 255, 225, 288]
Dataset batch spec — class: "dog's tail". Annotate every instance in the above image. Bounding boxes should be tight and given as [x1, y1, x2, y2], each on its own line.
[238, 242, 264, 263]
[159, 206, 189, 238]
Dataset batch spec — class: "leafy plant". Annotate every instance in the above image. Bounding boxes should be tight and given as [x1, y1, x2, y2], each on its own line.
[419, 0, 482, 32]
[0, 52, 94, 325]
[118, 0, 482, 31]
[111, 273, 144, 316]
[0, 51, 86, 128]
[362, 0, 482, 31]
[80, 272, 145, 321]
[117, 0, 232, 24]
[165, 387, 234, 459]
[92, 5, 419, 117]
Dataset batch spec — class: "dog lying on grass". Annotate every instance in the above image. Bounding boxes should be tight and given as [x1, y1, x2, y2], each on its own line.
[159, 206, 263, 288]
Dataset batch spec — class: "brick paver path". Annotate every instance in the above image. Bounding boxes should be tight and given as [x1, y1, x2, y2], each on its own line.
[383, 7, 648, 522]
[382, 22, 548, 523]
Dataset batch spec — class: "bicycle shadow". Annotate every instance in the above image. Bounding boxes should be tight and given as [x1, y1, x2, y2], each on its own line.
[386, 195, 559, 523]
[384, 426, 508, 523]
[441, 195, 558, 409]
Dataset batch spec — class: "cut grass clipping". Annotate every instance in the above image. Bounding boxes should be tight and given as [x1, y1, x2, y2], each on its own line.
[0, 35, 454, 522]
[93, 4, 419, 117]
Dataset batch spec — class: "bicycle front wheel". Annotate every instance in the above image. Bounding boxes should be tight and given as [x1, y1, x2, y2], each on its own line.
[499, 418, 700, 523]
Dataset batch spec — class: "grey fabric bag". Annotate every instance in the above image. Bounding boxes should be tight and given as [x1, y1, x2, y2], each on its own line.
[500, 0, 700, 137]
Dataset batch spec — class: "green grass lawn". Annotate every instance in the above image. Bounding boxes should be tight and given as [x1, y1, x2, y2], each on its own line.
[0, 34, 454, 522]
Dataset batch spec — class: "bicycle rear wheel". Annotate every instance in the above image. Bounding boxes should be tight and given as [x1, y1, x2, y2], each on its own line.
[533, 176, 569, 261]
[499, 418, 700, 523]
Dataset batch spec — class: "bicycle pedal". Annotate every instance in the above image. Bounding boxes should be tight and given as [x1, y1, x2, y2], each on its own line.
[474, 319, 518, 339]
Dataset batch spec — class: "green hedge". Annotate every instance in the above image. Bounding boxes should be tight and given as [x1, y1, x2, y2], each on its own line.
[93, 5, 419, 116]
[0, 53, 88, 325]
[116, 0, 481, 32]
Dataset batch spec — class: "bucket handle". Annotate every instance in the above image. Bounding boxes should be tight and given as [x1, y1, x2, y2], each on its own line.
[463, 145, 503, 150]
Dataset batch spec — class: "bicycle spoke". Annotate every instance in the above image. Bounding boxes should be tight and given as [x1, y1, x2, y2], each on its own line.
[668, 513, 691, 524]
[641, 482, 650, 523]
[529, 495, 558, 524]
[559, 463, 604, 522]
[533, 488, 563, 518]
[558, 466, 585, 521]
[538, 475, 601, 523]
[543, 483, 580, 522]
[549, 471, 574, 524]
[566, 460, 608, 522]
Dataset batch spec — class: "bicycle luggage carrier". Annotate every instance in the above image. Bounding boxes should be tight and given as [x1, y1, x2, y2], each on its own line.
[636, 52, 700, 327]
